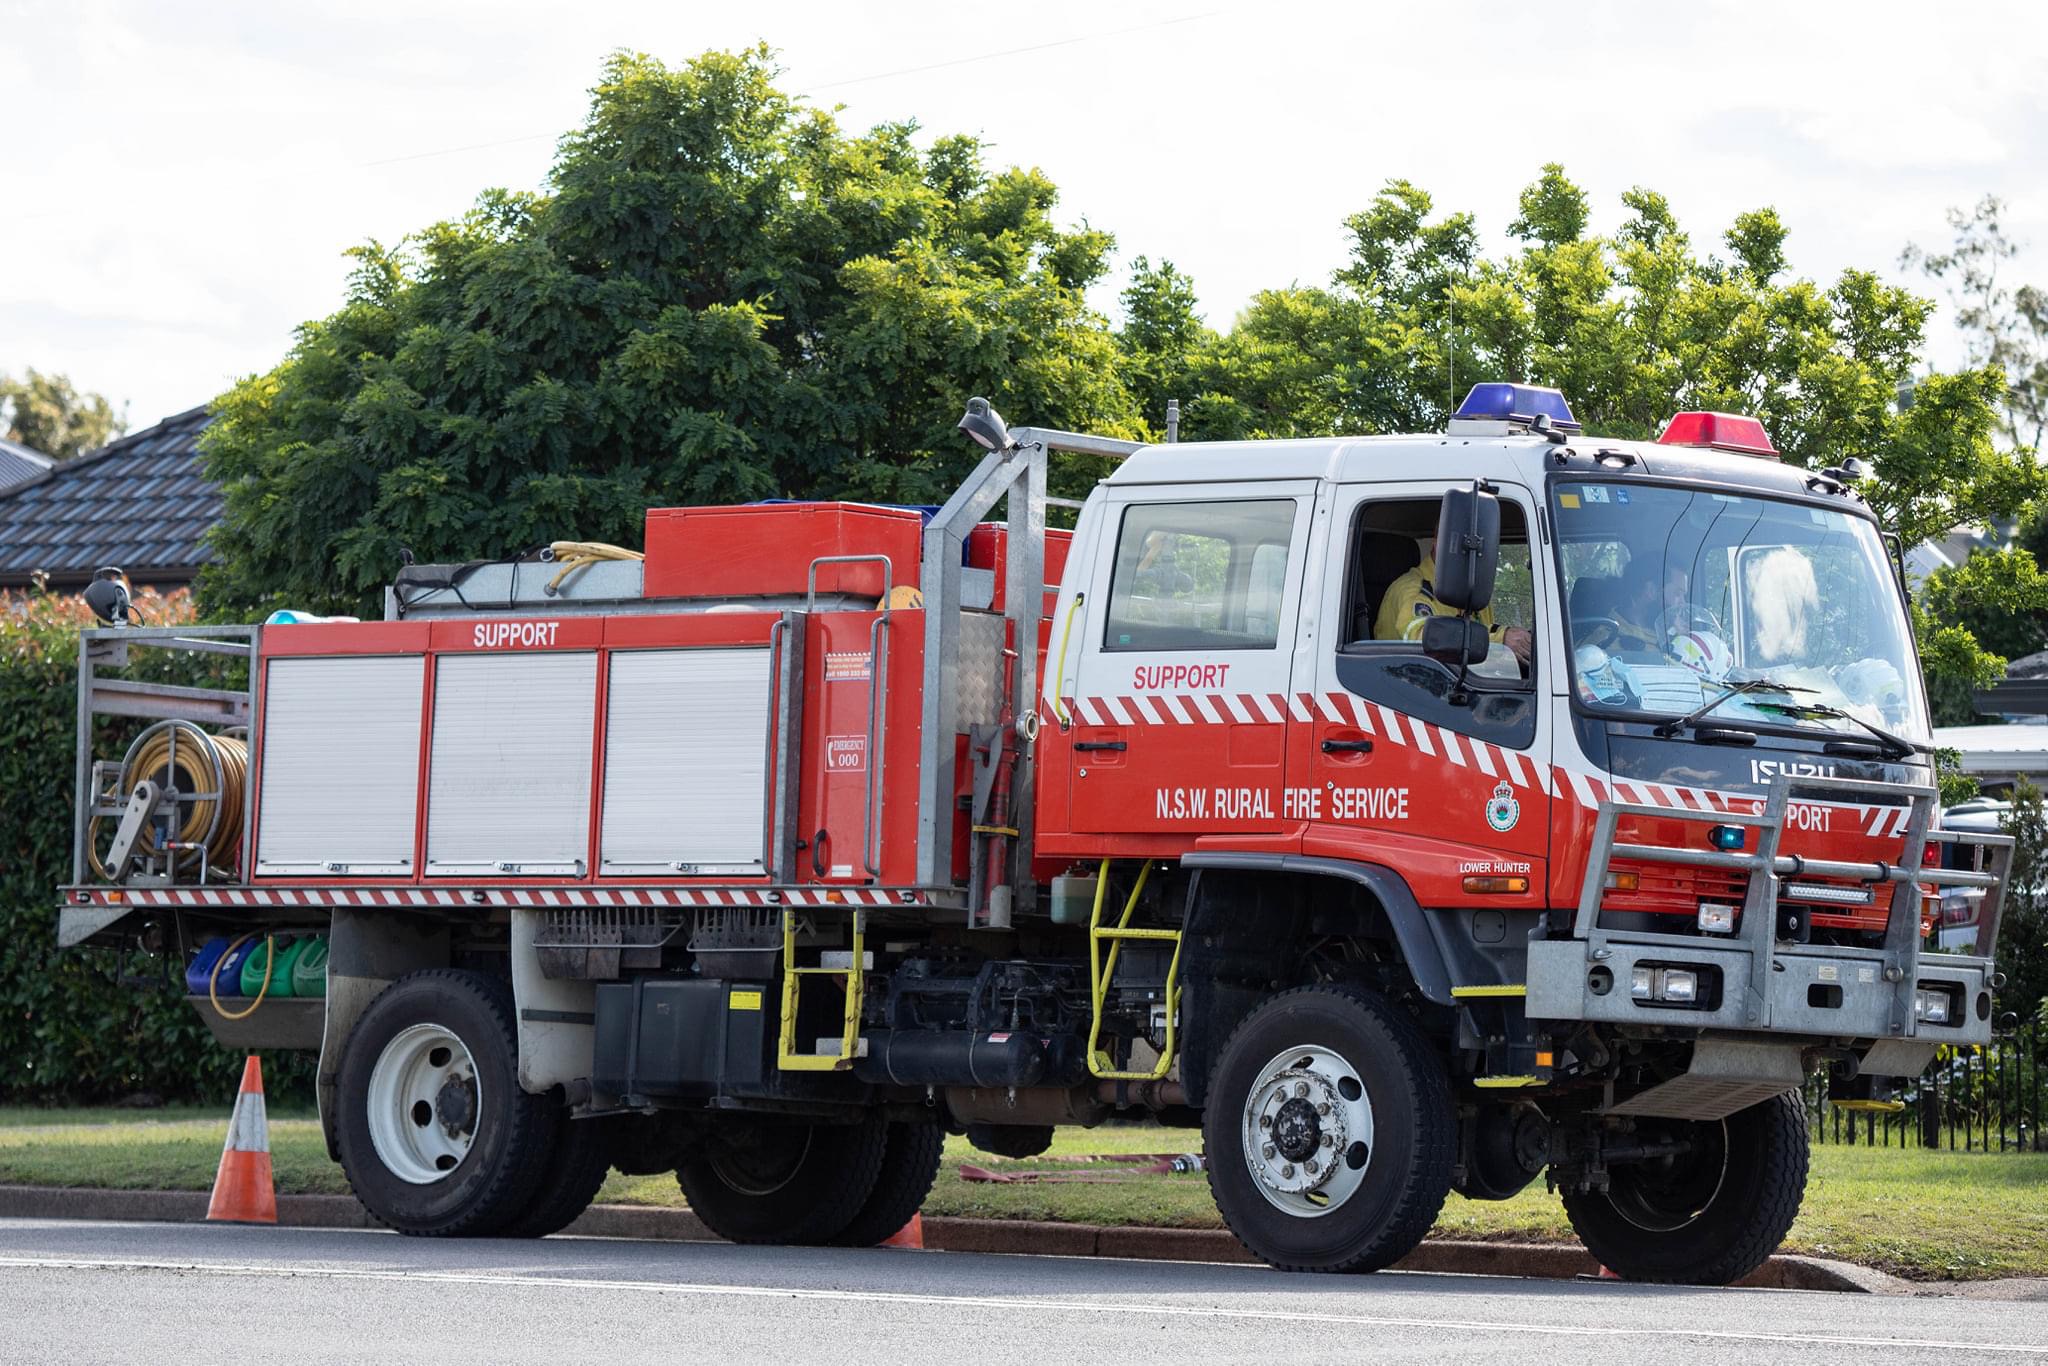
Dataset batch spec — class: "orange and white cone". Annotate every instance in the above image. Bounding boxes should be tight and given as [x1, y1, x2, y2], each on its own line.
[206, 1055, 277, 1225]
[881, 1213, 925, 1249]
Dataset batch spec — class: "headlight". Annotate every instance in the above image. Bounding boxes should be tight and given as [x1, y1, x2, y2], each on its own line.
[1628, 964, 1710, 1005]
[1914, 988, 1953, 1025]
[1697, 903, 1736, 934]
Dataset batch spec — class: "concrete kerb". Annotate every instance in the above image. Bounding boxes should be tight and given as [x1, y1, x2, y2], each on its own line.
[0, 1184, 1900, 1293]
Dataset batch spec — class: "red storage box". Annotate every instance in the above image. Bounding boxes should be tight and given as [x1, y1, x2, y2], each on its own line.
[644, 503, 924, 602]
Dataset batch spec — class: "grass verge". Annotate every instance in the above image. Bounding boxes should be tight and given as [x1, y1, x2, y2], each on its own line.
[2, 1107, 2041, 1281]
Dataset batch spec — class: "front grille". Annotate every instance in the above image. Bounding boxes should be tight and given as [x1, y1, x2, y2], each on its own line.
[1604, 860, 1748, 922]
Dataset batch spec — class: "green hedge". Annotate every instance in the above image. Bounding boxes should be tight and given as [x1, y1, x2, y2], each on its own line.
[0, 590, 315, 1106]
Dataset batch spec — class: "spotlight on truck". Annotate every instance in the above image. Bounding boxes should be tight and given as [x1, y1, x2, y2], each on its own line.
[957, 396, 1014, 452]
[83, 566, 131, 626]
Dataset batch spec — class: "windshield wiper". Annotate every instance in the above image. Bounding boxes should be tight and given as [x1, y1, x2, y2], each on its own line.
[1653, 678, 1814, 739]
[1760, 699, 1924, 760]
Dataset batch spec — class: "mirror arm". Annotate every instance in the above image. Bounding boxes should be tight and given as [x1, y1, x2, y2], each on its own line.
[1448, 611, 1476, 707]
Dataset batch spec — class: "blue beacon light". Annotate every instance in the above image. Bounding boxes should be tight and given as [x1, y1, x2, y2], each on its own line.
[1452, 382, 1582, 432]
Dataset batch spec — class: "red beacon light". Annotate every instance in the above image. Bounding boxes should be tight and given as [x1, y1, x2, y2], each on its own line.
[1655, 411, 1778, 459]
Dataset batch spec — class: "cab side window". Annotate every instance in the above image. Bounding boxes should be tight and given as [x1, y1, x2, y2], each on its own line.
[1334, 494, 1538, 747]
[1103, 499, 1296, 652]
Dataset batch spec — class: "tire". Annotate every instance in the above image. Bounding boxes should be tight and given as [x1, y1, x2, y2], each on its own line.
[497, 1109, 616, 1239]
[828, 1121, 946, 1247]
[334, 970, 560, 1237]
[676, 1113, 888, 1245]
[1560, 1092, 1809, 1286]
[1203, 985, 1453, 1274]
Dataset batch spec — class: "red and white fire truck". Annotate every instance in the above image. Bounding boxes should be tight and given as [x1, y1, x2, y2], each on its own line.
[60, 385, 2011, 1283]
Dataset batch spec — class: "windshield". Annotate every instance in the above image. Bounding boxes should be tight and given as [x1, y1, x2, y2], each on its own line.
[1551, 480, 1929, 744]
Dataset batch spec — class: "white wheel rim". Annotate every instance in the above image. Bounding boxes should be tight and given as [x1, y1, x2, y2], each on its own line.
[367, 1022, 481, 1185]
[1241, 1043, 1375, 1218]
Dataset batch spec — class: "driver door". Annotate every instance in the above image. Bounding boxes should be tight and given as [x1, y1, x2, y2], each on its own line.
[1294, 480, 1553, 893]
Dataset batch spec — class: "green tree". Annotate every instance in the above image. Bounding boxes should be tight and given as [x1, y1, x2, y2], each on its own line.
[1994, 782, 2048, 1022]
[1903, 194, 2048, 453]
[1116, 256, 1212, 439]
[202, 48, 1137, 617]
[1921, 510, 2048, 726]
[1901, 198, 2048, 724]
[1153, 180, 1478, 442]
[0, 369, 126, 460]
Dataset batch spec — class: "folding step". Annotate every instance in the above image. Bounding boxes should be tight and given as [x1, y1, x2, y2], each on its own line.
[1087, 859, 1184, 1082]
[776, 908, 866, 1072]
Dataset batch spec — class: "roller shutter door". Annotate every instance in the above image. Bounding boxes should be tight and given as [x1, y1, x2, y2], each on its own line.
[256, 655, 425, 876]
[600, 647, 771, 874]
[426, 652, 598, 876]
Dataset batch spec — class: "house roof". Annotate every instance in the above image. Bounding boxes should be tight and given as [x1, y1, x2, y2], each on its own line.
[0, 406, 217, 586]
[1933, 722, 2048, 780]
[0, 436, 53, 493]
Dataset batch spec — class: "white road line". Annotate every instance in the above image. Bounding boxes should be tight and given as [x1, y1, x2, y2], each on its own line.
[0, 1256, 2039, 1354]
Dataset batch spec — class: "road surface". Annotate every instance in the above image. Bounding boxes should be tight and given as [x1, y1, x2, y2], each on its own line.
[0, 1217, 2042, 1363]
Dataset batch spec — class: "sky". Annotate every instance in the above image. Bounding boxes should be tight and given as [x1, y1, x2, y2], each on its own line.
[6, 0, 2048, 432]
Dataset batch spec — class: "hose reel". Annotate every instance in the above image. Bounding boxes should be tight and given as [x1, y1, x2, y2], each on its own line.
[92, 719, 249, 882]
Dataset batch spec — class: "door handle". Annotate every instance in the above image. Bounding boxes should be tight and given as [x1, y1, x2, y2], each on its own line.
[1075, 740, 1128, 752]
[1321, 738, 1374, 754]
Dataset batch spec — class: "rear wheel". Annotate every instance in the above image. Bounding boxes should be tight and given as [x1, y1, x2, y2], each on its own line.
[335, 970, 559, 1236]
[677, 1114, 887, 1245]
[1560, 1093, 1809, 1285]
[498, 1109, 616, 1239]
[828, 1120, 945, 1247]
[1203, 985, 1452, 1273]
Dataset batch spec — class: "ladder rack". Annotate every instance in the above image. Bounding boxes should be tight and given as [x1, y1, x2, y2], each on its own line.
[912, 424, 1141, 911]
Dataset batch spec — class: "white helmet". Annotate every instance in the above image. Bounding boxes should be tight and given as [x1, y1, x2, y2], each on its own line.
[1670, 630, 1733, 681]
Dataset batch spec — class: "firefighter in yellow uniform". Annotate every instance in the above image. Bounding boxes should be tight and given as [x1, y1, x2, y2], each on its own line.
[1374, 555, 1533, 664]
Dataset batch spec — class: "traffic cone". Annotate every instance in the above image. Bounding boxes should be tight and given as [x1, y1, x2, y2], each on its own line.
[881, 1213, 924, 1249]
[206, 1056, 277, 1225]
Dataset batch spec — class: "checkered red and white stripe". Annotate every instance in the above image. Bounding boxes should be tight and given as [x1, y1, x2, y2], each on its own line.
[1057, 691, 1917, 836]
[78, 885, 932, 911]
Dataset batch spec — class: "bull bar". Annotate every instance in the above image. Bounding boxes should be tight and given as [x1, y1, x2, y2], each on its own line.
[1526, 774, 2011, 1046]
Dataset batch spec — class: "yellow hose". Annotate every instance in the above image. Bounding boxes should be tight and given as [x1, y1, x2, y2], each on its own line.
[208, 933, 274, 1021]
[90, 725, 248, 880]
[1052, 592, 1085, 728]
[547, 540, 643, 593]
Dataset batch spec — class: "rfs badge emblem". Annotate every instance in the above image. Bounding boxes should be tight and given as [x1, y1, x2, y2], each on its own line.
[1485, 781, 1520, 833]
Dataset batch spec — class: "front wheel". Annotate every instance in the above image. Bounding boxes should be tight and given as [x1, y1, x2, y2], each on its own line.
[1203, 985, 1453, 1273]
[1560, 1093, 1809, 1285]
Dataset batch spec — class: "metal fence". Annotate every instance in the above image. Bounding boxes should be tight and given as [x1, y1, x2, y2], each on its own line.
[1803, 1020, 2045, 1152]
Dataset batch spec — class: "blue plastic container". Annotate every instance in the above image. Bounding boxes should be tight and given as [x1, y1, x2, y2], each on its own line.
[185, 936, 234, 996]
[210, 938, 262, 997]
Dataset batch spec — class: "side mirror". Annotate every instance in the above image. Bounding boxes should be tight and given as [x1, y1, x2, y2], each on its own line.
[1420, 614, 1488, 668]
[1432, 483, 1500, 614]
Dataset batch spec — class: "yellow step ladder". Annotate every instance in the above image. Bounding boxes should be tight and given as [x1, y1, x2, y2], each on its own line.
[1087, 859, 1185, 1081]
[777, 908, 866, 1072]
